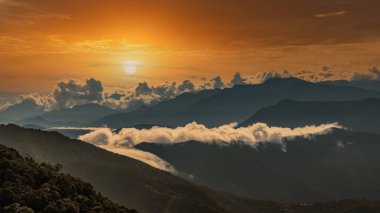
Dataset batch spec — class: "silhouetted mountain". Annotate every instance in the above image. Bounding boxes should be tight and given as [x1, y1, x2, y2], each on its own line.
[321, 80, 380, 92]
[22, 123, 46, 130]
[0, 144, 135, 212]
[95, 78, 380, 128]
[17, 116, 81, 128]
[0, 124, 283, 213]
[94, 89, 221, 128]
[17, 103, 121, 128]
[179, 78, 380, 126]
[0, 100, 44, 122]
[41, 103, 120, 123]
[137, 129, 380, 203]
[240, 98, 380, 133]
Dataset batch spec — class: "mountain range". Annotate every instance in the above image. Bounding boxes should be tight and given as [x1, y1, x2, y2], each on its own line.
[137, 129, 380, 203]
[322, 80, 380, 92]
[240, 98, 380, 133]
[0, 102, 122, 128]
[94, 78, 380, 128]
[3, 78, 380, 131]
[0, 99, 44, 122]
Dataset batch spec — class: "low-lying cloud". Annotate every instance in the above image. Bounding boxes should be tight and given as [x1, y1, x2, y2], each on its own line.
[77, 122, 342, 173]
[79, 122, 342, 147]
[98, 145, 178, 174]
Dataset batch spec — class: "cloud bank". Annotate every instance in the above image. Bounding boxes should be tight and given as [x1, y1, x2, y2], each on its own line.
[79, 122, 342, 147]
[77, 122, 342, 173]
[2, 66, 379, 112]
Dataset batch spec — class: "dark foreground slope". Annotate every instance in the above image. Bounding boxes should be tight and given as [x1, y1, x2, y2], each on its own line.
[240, 98, 380, 133]
[0, 144, 135, 213]
[137, 129, 380, 203]
[95, 78, 380, 128]
[2, 125, 380, 212]
[0, 124, 282, 213]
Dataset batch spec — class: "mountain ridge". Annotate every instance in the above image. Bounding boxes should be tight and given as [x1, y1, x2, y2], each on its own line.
[239, 98, 380, 133]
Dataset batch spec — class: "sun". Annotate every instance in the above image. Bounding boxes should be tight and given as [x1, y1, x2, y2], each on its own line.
[124, 61, 138, 75]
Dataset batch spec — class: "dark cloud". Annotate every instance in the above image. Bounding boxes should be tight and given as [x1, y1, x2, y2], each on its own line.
[211, 76, 224, 89]
[109, 92, 125, 100]
[134, 82, 153, 96]
[178, 80, 195, 93]
[351, 67, 380, 81]
[322, 66, 331, 72]
[319, 73, 334, 78]
[351, 72, 373, 81]
[53, 78, 103, 109]
[369, 67, 380, 80]
[230, 72, 247, 86]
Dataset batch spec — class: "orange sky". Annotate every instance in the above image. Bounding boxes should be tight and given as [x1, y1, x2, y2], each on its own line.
[1, 0, 380, 95]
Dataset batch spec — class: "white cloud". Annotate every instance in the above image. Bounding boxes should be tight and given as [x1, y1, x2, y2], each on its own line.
[77, 122, 342, 173]
[79, 122, 342, 147]
[98, 145, 177, 174]
[315, 11, 346, 18]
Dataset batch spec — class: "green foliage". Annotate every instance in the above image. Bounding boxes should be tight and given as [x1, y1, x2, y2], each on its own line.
[0, 144, 137, 213]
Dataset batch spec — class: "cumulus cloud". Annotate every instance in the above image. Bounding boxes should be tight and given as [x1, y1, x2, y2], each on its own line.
[178, 80, 195, 93]
[200, 76, 225, 90]
[3, 66, 379, 112]
[108, 92, 125, 100]
[211, 76, 225, 89]
[351, 67, 379, 81]
[53, 78, 103, 109]
[369, 66, 380, 80]
[230, 72, 248, 86]
[350, 66, 380, 81]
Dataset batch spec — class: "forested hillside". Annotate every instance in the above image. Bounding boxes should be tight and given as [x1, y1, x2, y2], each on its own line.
[0, 144, 136, 213]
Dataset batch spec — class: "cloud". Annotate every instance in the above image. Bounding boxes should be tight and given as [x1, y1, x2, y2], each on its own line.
[53, 78, 103, 109]
[178, 80, 195, 93]
[315, 11, 346, 18]
[322, 66, 331, 72]
[98, 145, 177, 174]
[319, 73, 334, 78]
[77, 122, 341, 173]
[230, 72, 248, 86]
[3, 66, 379, 112]
[260, 72, 284, 82]
[351, 67, 380, 81]
[369, 66, 380, 80]
[108, 92, 125, 101]
[200, 76, 225, 90]
[134, 82, 153, 96]
[211, 76, 225, 89]
[79, 122, 342, 148]
[51, 126, 177, 173]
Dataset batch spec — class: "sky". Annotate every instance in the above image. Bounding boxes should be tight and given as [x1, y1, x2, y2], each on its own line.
[1, 0, 380, 97]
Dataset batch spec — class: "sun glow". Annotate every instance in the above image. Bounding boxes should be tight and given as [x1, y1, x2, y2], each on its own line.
[124, 61, 138, 75]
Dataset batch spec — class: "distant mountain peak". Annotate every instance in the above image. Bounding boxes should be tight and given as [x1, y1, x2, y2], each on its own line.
[263, 77, 309, 85]
[70, 102, 110, 110]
